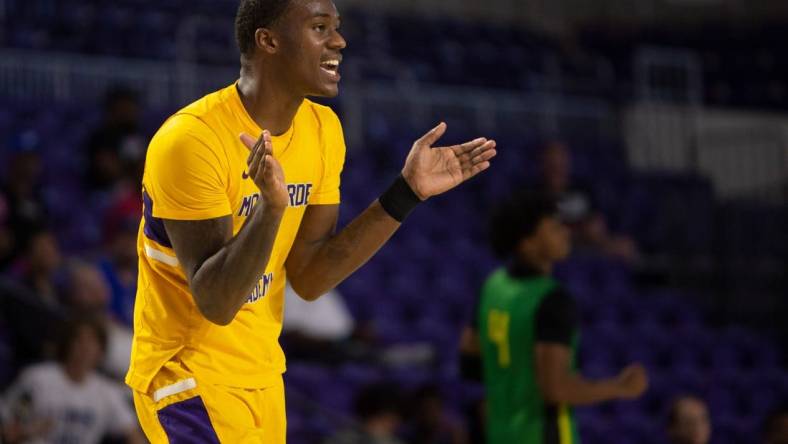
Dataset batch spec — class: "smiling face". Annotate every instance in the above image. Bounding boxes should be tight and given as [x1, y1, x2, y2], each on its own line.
[272, 0, 346, 97]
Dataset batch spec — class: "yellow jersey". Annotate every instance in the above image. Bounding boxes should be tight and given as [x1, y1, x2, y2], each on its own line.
[126, 83, 346, 392]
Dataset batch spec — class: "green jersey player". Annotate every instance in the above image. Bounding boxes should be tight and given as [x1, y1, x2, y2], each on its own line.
[460, 192, 648, 444]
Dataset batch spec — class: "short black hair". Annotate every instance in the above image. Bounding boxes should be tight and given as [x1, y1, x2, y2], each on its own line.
[354, 382, 402, 421]
[235, 0, 292, 56]
[55, 316, 108, 363]
[488, 191, 559, 259]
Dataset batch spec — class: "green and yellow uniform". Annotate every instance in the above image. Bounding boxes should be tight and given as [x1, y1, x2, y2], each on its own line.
[477, 265, 581, 444]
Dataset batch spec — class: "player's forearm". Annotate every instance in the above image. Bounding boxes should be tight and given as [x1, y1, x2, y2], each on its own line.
[192, 204, 284, 325]
[540, 374, 623, 406]
[289, 200, 399, 300]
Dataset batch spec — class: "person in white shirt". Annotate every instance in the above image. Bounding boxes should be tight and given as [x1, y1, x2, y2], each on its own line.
[282, 283, 434, 367]
[1, 317, 143, 444]
[283, 282, 355, 341]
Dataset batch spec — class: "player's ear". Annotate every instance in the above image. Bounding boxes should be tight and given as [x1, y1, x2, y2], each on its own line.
[255, 28, 278, 54]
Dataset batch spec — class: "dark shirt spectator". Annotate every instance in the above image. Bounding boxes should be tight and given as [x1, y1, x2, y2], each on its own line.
[1, 130, 48, 266]
[538, 140, 596, 223]
[325, 382, 406, 444]
[0, 192, 13, 270]
[8, 228, 63, 309]
[2, 228, 65, 369]
[84, 87, 146, 193]
[537, 140, 639, 262]
[404, 384, 467, 444]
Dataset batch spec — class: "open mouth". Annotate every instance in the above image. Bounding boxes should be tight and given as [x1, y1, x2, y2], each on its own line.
[320, 59, 341, 77]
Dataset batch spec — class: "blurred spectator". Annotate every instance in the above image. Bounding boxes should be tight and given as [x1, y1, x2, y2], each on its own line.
[0, 276, 65, 377]
[325, 382, 405, 444]
[667, 395, 711, 444]
[63, 261, 133, 380]
[282, 283, 360, 365]
[0, 130, 48, 268]
[1, 316, 143, 444]
[0, 210, 64, 374]
[8, 228, 63, 308]
[763, 405, 788, 444]
[284, 283, 355, 341]
[283, 284, 432, 367]
[460, 192, 648, 444]
[537, 140, 639, 263]
[0, 193, 15, 270]
[84, 86, 146, 193]
[97, 195, 141, 327]
[403, 384, 468, 444]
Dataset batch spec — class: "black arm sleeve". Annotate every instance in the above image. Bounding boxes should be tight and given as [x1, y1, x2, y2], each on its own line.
[460, 294, 483, 382]
[470, 292, 481, 329]
[460, 352, 483, 382]
[535, 287, 579, 346]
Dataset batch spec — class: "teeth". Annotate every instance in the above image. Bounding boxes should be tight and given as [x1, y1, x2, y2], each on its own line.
[321, 60, 339, 69]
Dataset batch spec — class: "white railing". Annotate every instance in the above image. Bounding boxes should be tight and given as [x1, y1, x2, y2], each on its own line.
[2, 48, 783, 205]
[0, 49, 616, 150]
[628, 47, 786, 203]
[0, 49, 236, 108]
[695, 111, 788, 204]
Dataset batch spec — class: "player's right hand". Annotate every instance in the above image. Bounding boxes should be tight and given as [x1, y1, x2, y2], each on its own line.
[240, 131, 289, 211]
[616, 363, 649, 399]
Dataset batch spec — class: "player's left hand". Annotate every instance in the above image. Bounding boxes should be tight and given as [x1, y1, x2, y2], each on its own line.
[401, 122, 497, 200]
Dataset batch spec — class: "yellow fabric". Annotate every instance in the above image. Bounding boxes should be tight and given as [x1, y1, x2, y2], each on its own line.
[558, 404, 573, 444]
[126, 82, 346, 393]
[133, 359, 286, 443]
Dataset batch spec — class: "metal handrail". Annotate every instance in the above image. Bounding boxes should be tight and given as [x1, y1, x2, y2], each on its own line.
[0, 48, 615, 147]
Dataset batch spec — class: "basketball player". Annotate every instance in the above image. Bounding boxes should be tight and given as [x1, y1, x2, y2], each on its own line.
[460, 193, 647, 444]
[127, 0, 497, 442]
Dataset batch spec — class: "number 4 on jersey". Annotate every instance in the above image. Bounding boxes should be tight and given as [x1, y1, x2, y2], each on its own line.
[488, 309, 511, 368]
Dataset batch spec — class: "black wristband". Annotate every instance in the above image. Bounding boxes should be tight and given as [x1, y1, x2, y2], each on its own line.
[379, 174, 422, 222]
[459, 353, 483, 382]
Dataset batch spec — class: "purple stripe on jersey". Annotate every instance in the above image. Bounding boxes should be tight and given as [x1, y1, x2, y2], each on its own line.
[157, 396, 220, 444]
[142, 189, 173, 248]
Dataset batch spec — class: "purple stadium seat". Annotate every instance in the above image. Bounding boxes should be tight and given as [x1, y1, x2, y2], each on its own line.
[338, 363, 383, 387]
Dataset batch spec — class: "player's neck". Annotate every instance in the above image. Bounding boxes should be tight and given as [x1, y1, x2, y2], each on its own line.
[238, 65, 303, 136]
[513, 253, 552, 276]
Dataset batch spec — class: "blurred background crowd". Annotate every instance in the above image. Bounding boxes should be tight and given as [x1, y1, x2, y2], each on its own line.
[0, 0, 786, 443]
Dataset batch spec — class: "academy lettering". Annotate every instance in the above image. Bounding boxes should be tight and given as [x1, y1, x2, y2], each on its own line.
[246, 272, 274, 304]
